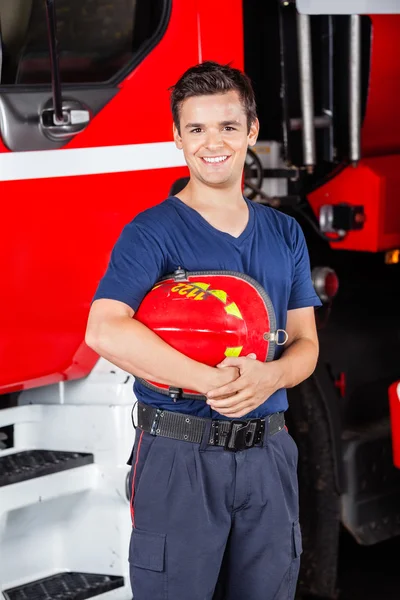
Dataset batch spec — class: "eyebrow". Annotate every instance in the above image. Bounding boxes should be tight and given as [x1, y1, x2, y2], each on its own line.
[184, 120, 241, 129]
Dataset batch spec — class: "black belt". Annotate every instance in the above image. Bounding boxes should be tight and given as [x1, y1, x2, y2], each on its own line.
[137, 402, 285, 452]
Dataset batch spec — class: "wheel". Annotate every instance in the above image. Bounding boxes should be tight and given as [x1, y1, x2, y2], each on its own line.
[244, 147, 264, 200]
[286, 368, 341, 599]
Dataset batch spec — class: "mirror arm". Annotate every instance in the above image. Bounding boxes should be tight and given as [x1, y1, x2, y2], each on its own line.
[44, 0, 64, 124]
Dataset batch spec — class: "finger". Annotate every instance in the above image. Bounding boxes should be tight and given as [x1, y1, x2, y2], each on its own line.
[215, 357, 247, 369]
[207, 379, 248, 399]
[217, 355, 257, 368]
[208, 390, 250, 408]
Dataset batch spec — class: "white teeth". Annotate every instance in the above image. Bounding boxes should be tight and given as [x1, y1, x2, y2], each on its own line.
[203, 156, 228, 163]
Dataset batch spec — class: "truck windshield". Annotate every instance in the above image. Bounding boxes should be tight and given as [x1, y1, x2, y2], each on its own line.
[0, 0, 167, 87]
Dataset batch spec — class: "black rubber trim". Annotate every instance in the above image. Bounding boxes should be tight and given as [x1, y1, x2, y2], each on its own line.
[109, 0, 172, 86]
[0, 450, 94, 487]
[136, 270, 278, 400]
[3, 572, 124, 600]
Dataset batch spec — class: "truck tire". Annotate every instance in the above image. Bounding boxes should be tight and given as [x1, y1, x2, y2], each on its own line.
[286, 368, 341, 599]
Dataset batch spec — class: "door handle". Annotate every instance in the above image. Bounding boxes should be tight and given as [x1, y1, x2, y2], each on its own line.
[40, 98, 90, 141]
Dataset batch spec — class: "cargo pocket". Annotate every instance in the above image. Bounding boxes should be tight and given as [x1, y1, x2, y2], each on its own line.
[129, 528, 167, 600]
[287, 520, 302, 599]
[272, 520, 303, 600]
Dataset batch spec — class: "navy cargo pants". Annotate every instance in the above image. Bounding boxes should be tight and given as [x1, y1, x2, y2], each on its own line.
[127, 421, 302, 600]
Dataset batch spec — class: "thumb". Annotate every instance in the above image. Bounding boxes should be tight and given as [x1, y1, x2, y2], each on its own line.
[217, 354, 257, 368]
[216, 357, 243, 368]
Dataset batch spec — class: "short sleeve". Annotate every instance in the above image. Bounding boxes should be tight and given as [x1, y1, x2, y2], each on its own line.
[92, 221, 167, 311]
[287, 219, 322, 310]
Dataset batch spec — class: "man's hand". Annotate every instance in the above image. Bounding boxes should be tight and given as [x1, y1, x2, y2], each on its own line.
[206, 307, 319, 418]
[206, 355, 283, 418]
[205, 365, 240, 397]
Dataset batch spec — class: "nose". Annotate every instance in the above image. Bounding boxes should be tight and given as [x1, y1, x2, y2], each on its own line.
[205, 129, 224, 151]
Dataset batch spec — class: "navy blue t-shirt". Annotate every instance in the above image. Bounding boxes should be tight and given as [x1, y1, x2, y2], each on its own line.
[93, 196, 321, 419]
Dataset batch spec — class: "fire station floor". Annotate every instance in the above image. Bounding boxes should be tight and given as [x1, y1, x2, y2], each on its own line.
[302, 529, 400, 600]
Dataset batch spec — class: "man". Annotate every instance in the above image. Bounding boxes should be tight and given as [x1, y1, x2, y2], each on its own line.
[86, 61, 321, 600]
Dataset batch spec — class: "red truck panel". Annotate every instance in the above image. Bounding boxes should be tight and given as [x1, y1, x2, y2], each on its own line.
[389, 381, 400, 469]
[308, 155, 400, 252]
[0, 0, 244, 393]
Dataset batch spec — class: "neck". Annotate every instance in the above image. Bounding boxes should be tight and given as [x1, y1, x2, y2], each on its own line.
[178, 177, 245, 209]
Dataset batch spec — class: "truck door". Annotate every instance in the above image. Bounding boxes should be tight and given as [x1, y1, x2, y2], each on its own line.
[0, 0, 198, 395]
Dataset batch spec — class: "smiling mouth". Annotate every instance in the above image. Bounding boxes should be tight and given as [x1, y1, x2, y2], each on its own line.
[201, 155, 231, 165]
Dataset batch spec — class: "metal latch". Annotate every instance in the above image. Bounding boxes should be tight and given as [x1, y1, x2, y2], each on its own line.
[173, 267, 188, 282]
[263, 329, 289, 346]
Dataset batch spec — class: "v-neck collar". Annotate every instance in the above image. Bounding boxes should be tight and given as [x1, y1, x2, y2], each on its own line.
[168, 195, 255, 246]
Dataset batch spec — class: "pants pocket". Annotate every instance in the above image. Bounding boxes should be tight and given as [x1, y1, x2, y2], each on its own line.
[129, 528, 167, 600]
[292, 520, 302, 558]
[281, 429, 299, 470]
[128, 431, 156, 526]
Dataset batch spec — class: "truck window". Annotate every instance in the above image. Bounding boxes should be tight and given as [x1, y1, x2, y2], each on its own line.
[0, 0, 167, 85]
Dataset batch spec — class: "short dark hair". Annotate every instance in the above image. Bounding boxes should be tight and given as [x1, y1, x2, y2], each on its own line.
[169, 61, 257, 134]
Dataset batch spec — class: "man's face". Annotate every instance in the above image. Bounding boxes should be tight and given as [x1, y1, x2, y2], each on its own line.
[173, 91, 259, 189]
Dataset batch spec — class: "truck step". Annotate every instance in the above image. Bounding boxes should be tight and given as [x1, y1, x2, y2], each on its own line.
[0, 450, 94, 487]
[342, 418, 400, 544]
[3, 572, 124, 600]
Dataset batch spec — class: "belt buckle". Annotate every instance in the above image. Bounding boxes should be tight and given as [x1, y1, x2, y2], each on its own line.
[225, 419, 263, 452]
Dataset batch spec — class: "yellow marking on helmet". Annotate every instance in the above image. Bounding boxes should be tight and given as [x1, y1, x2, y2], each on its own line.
[171, 284, 185, 292]
[192, 282, 210, 291]
[225, 302, 243, 319]
[178, 285, 193, 295]
[210, 289, 227, 303]
[194, 292, 205, 300]
[187, 288, 200, 298]
[224, 346, 243, 357]
[152, 284, 162, 290]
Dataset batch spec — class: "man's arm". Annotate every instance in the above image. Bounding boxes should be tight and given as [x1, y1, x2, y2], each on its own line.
[205, 306, 319, 417]
[85, 298, 239, 396]
[268, 306, 319, 389]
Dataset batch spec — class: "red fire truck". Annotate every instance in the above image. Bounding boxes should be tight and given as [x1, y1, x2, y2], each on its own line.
[1, 1, 400, 599]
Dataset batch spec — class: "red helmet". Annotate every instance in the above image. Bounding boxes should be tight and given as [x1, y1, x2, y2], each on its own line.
[134, 268, 287, 399]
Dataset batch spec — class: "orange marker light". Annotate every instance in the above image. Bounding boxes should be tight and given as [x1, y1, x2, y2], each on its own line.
[385, 249, 400, 265]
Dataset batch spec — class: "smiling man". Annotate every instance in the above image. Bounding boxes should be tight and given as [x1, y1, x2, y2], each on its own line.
[86, 62, 321, 600]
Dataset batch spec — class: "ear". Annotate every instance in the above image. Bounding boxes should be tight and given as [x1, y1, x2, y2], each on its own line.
[173, 123, 183, 149]
[247, 118, 260, 147]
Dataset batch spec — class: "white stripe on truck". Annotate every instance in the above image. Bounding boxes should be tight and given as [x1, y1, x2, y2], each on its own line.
[0, 141, 186, 182]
